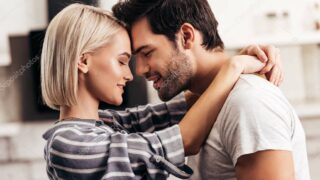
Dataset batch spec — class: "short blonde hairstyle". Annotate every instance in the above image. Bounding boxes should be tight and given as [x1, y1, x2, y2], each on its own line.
[41, 4, 125, 110]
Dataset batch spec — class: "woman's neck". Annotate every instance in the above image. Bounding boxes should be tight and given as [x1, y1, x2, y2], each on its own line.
[59, 87, 100, 121]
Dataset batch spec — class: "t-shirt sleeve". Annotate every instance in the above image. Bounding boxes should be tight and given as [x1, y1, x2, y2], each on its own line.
[220, 91, 293, 166]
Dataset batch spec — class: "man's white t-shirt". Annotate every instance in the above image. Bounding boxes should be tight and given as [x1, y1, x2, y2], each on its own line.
[188, 75, 310, 180]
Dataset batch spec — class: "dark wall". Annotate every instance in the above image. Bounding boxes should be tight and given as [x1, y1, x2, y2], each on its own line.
[9, 35, 57, 121]
[48, 0, 98, 22]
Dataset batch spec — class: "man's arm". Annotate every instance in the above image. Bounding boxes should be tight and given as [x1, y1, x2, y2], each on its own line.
[235, 150, 295, 180]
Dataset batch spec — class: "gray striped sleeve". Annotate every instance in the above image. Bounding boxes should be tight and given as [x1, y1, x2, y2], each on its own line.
[99, 93, 187, 133]
[44, 121, 186, 179]
[155, 125, 185, 166]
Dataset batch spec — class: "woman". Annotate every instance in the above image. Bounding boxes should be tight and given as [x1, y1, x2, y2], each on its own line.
[42, 4, 282, 180]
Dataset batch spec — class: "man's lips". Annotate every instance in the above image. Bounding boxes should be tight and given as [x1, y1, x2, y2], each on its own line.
[153, 78, 162, 90]
[147, 75, 162, 90]
[147, 75, 159, 82]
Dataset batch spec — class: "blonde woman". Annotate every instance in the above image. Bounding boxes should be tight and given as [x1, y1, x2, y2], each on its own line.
[42, 4, 283, 180]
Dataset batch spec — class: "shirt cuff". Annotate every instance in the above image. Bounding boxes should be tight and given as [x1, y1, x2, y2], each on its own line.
[166, 93, 187, 123]
[156, 125, 185, 166]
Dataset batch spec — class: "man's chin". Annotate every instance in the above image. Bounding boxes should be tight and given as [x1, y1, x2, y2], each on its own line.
[158, 90, 179, 102]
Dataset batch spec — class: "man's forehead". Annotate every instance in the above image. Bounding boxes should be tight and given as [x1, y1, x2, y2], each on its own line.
[131, 17, 173, 54]
[131, 37, 151, 54]
[131, 18, 153, 52]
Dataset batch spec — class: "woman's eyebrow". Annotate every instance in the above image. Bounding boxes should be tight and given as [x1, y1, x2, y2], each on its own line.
[119, 52, 131, 58]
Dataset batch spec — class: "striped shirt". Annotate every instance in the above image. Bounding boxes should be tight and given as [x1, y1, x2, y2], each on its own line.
[43, 94, 193, 179]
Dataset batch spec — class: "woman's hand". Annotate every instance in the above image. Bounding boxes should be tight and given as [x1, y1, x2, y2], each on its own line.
[230, 55, 266, 75]
[239, 45, 284, 86]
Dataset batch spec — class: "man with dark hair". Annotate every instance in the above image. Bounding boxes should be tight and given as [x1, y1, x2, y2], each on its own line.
[112, 0, 309, 179]
[113, 0, 224, 51]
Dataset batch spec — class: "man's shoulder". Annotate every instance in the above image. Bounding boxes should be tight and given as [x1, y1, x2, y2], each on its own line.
[224, 75, 266, 107]
[218, 74, 292, 127]
[226, 74, 283, 105]
[232, 74, 276, 93]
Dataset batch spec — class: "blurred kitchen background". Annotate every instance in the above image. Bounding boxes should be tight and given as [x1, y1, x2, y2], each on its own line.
[0, 0, 320, 179]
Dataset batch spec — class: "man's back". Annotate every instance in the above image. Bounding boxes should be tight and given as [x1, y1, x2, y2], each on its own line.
[188, 74, 309, 180]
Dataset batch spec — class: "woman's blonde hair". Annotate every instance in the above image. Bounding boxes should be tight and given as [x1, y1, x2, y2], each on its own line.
[41, 4, 125, 110]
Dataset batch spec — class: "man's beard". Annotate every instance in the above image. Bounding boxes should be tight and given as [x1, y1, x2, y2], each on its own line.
[157, 49, 193, 101]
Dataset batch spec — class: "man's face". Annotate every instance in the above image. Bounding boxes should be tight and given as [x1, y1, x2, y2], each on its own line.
[131, 18, 193, 101]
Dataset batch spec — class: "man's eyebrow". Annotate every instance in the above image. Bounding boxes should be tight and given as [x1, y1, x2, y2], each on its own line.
[133, 45, 149, 55]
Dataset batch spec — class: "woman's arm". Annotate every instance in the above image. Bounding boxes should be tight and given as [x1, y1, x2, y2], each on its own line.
[183, 44, 283, 109]
[179, 56, 265, 155]
[99, 45, 283, 132]
[46, 122, 191, 179]
[99, 94, 187, 132]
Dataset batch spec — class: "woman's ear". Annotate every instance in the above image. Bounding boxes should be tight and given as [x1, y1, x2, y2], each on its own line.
[180, 23, 195, 49]
[78, 54, 89, 74]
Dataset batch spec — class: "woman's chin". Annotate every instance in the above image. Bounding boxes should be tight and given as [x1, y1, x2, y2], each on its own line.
[114, 100, 123, 106]
[109, 98, 123, 106]
[100, 96, 123, 106]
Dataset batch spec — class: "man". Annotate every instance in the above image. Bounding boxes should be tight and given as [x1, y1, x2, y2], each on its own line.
[112, 0, 309, 179]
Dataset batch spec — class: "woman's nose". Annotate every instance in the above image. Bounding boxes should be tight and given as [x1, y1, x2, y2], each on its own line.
[124, 68, 134, 82]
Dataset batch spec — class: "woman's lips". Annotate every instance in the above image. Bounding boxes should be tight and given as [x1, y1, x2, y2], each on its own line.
[117, 84, 125, 93]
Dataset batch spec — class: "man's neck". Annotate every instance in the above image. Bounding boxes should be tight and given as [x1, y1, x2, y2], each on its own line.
[188, 50, 230, 95]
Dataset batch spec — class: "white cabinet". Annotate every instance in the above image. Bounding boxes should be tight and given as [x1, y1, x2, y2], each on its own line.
[226, 43, 320, 119]
[213, 0, 320, 119]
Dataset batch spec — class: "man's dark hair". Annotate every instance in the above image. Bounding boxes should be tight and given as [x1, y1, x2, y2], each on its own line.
[112, 0, 224, 50]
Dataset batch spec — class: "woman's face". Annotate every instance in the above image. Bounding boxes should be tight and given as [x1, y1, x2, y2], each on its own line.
[83, 29, 133, 106]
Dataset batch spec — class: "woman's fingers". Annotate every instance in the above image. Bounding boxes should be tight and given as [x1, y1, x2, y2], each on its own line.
[240, 45, 268, 63]
[239, 45, 285, 86]
[268, 52, 283, 86]
[271, 66, 279, 86]
[275, 66, 285, 86]
[259, 46, 279, 74]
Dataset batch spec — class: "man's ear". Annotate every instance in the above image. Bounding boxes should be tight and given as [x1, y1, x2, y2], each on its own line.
[180, 23, 195, 49]
[78, 54, 90, 74]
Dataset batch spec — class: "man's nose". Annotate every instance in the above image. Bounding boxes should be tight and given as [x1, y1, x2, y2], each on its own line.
[135, 58, 149, 76]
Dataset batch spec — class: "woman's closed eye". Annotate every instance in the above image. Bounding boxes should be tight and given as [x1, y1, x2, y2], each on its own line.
[118, 56, 130, 66]
[118, 60, 127, 65]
